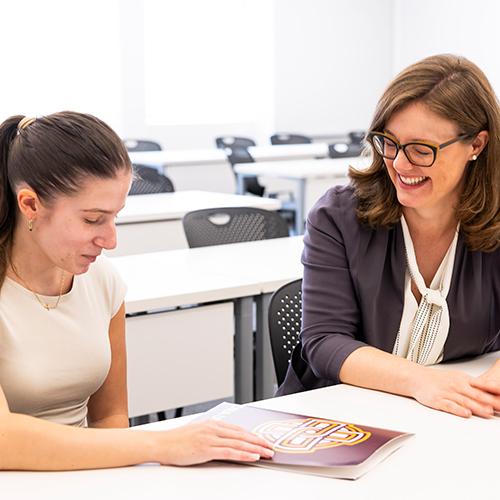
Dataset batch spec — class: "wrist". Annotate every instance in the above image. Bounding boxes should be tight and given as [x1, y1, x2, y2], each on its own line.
[136, 430, 164, 464]
[400, 361, 427, 399]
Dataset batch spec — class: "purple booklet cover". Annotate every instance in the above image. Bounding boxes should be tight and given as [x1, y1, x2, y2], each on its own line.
[201, 403, 413, 479]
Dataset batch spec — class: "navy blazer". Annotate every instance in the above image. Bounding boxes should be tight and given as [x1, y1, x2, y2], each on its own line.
[277, 185, 500, 396]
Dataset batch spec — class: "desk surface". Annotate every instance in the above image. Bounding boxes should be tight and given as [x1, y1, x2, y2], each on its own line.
[117, 190, 281, 224]
[129, 149, 228, 166]
[4, 352, 497, 500]
[112, 235, 304, 313]
[249, 143, 329, 161]
[235, 157, 371, 179]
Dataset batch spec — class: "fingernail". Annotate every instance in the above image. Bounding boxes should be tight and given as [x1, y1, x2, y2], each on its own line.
[251, 453, 260, 461]
[265, 449, 275, 457]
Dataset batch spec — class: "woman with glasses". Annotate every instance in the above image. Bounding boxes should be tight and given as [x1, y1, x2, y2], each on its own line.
[277, 54, 500, 419]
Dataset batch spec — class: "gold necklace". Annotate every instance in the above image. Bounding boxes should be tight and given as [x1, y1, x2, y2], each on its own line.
[10, 261, 66, 311]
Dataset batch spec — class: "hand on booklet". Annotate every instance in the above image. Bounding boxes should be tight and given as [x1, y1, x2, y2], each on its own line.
[157, 419, 274, 466]
[198, 403, 413, 479]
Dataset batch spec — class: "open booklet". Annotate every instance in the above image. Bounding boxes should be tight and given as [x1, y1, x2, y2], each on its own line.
[199, 402, 413, 480]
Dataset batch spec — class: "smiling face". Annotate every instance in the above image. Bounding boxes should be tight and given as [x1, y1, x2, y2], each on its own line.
[383, 101, 475, 217]
[30, 169, 132, 275]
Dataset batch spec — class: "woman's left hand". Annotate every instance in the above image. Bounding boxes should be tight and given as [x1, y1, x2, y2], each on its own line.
[470, 359, 500, 412]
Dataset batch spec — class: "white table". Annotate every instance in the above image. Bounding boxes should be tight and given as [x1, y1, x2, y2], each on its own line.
[112, 236, 304, 414]
[129, 149, 236, 193]
[248, 143, 329, 161]
[235, 157, 371, 235]
[111, 191, 281, 257]
[4, 352, 497, 500]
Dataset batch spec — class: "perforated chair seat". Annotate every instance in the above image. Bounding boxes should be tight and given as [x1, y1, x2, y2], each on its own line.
[129, 164, 175, 195]
[268, 279, 302, 386]
[182, 207, 289, 248]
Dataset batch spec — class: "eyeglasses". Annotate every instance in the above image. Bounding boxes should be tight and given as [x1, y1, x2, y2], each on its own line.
[367, 131, 471, 167]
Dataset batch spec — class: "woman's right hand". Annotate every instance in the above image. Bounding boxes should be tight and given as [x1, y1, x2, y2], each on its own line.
[152, 419, 275, 466]
[410, 367, 497, 418]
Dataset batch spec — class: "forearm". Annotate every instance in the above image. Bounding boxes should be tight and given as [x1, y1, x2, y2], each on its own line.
[0, 412, 155, 471]
[339, 346, 424, 398]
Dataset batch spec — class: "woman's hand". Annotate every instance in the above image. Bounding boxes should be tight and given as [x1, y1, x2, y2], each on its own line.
[410, 367, 498, 418]
[153, 419, 274, 466]
[470, 359, 500, 410]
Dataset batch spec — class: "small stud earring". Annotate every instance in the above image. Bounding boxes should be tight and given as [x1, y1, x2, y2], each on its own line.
[28, 219, 33, 232]
[472, 155, 478, 161]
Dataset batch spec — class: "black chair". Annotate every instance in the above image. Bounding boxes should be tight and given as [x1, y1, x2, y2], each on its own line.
[215, 136, 256, 149]
[328, 141, 364, 158]
[348, 130, 366, 145]
[270, 133, 312, 145]
[328, 130, 366, 158]
[129, 164, 174, 195]
[182, 207, 289, 248]
[268, 279, 302, 386]
[123, 139, 162, 152]
[215, 136, 265, 197]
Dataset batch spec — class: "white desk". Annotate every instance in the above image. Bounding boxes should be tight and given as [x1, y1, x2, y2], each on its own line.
[4, 353, 497, 500]
[111, 191, 281, 257]
[235, 157, 371, 234]
[112, 236, 304, 414]
[248, 143, 329, 161]
[129, 149, 236, 193]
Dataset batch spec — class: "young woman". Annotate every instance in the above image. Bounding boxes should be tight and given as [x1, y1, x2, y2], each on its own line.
[0, 112, 273, 470]
[277, 54, 500, 418]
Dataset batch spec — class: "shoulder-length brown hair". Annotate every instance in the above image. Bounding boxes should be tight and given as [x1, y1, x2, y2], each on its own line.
[349, 54, 500, 252]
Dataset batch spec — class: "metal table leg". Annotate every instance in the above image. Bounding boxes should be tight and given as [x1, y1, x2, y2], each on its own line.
[255, 293, 277, 400]
[295, 179, 306, 235]
[234, 297, 254, 403]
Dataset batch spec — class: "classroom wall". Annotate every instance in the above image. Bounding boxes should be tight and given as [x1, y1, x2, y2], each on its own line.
[2, 1, 500, 149]
[273, 0, 393, 136]
[0, 0, 123, 133]
[392, 0, 500, 95]
[120, 0, 275, 149]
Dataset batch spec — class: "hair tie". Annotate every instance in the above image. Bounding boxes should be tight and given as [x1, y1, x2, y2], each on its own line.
[17, 117, 37, 135]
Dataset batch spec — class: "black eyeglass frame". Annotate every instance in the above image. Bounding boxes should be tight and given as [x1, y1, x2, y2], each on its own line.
[367, 131, 472, 167]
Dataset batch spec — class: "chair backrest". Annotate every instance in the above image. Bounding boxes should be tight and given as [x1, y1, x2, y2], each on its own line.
[328, 142, 363, 158]
[129, 164, 175, 195]
[182, 207, 289, 248]
[123, 139, 162, 152]
[268, 278, 302, 386]
[348, 130, 366, 145]
[270, 133, 312, 145]
[215, 136, 256, 149]
[223, 145, 255, 167]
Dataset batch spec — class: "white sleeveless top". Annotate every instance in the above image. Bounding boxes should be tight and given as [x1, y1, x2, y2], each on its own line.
[0, 257, 126, 427]
[393, 216, 459, 365]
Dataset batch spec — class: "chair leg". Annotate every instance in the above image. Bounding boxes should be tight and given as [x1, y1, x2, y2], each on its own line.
[157, 411, 167, 421]
[175, 407, 183, 418]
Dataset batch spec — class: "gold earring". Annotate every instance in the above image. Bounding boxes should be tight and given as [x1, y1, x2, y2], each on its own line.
[28, 219, 33, 232]
[472, 155, 478, 161]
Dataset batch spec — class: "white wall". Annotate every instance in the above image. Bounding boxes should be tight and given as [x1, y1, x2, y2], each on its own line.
[120, 0, 275, 149]
[273, 0, 394, 136]
[393, 0, 500, 95]
[0, 0, 123, 131]
[3, 1, 500, 149]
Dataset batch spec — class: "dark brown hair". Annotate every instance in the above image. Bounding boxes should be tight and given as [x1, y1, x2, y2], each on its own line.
[0, 111, 132, 285]
[349, 54, 500, 252]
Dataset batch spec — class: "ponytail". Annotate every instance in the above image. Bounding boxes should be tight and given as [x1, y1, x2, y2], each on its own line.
[0, 111, 131, 288]
[0, 115, 23, 287]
